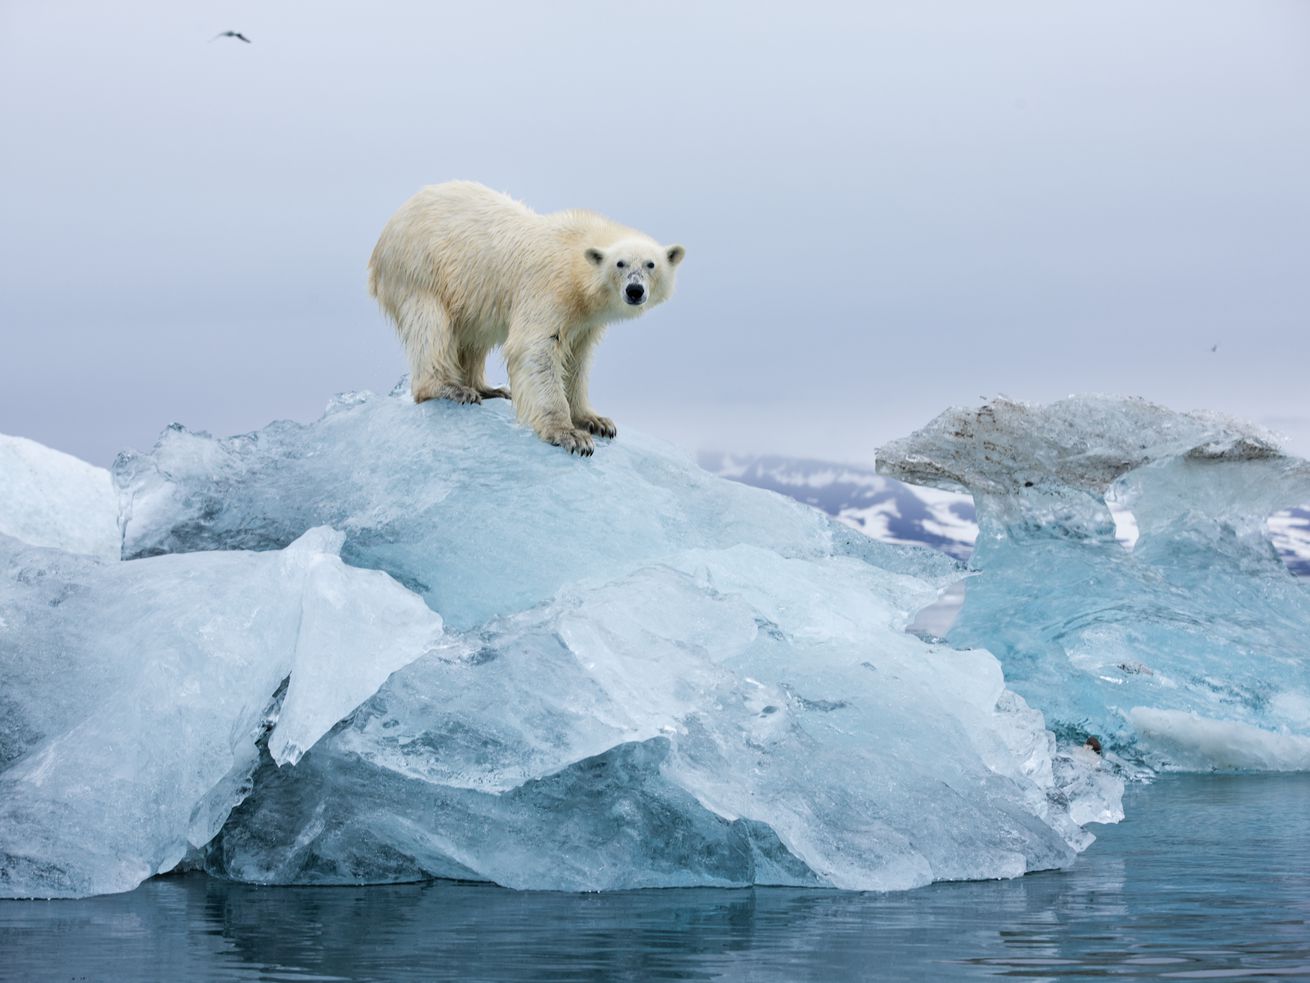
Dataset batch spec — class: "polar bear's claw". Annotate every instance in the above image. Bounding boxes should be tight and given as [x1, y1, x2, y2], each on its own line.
[437, 383, 483, 405]
[578, 414, 617, 439]
[547, 428, 595, 457]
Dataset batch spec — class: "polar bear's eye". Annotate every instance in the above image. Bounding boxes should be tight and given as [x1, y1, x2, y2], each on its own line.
[645, 261, 655, 269]
[616, 261, 626, 269]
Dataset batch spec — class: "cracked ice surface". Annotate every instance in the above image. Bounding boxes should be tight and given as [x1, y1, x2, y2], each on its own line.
[0, 528, 442, 898]
[878, 396, 1310, 771]
[108, 387, 1119, 892]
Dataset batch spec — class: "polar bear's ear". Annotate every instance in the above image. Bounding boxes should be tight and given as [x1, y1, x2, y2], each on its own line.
[666, 245, 685, 267]
[584, 247, 605, 266]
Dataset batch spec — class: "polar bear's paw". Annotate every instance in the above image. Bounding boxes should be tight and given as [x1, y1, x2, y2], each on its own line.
[478, 386, 512, 401]
[437, 383, 484, 405]
[545, 427, 595, 457]
[414, 380, 483, 405]
[575, 413, 617, 440]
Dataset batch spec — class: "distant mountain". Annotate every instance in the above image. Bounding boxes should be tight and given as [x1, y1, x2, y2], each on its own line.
[698, 452, 976, 561]
[701, 452, 1310, 577]
[1269, 507, 1310, 577]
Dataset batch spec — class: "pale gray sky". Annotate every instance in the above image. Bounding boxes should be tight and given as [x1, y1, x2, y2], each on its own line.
[2, 1, 1308, 466]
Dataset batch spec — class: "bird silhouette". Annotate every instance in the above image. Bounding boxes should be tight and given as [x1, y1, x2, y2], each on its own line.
[1210, 344, 1219, 353]
[211, 31, 252, 43]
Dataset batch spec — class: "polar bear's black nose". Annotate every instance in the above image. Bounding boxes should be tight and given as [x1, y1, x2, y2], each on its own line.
[625, 284, 646, 303]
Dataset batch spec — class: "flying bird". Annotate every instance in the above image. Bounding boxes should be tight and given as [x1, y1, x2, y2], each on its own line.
[1210, 344, 1219, 353]
[211, 31, 252, 43]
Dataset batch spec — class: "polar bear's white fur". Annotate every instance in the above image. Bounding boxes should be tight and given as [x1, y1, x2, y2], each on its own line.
[368, 181, 684, 456]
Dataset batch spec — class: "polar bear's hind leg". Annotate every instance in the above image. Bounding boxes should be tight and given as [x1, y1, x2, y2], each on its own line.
[458, 342, 511, 401]
[396, 293, 480, 405]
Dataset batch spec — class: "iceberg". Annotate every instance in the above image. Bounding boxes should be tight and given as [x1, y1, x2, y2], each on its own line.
[0, 434, 118, 559]
[877, 396, 1310, 772]
[0, 528, 443, 899]
[102, 387, 1119, 893]
[204, 545, 1119, 891]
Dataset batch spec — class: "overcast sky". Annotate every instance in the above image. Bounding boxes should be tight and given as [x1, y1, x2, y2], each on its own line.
[2, 1, 1308, 467]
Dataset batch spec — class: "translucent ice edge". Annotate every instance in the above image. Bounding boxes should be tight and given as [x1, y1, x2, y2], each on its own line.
[877, 395, 1310, 772]
[0, 527, 442, 899]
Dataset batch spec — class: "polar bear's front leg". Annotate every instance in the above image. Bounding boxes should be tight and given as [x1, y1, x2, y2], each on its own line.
[504, 323, 595, 456]
[564, 328, 616, 439]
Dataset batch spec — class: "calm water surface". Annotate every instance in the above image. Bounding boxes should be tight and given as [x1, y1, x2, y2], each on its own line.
[2, 774, 1307, 982]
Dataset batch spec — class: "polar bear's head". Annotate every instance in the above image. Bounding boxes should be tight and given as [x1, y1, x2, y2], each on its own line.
[584, 238, 685, 319]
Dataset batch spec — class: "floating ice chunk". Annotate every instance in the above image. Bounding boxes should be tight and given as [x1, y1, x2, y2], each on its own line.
[878, 396, 1310, 770]
[1053, 742, 1126, 826]
[0, 434, 118, 559]
[201, 545, 1119, 892]
[108, 386, 1119, 892]
[1127, 708, 1310, 771]
[0, 529, 441, 899]
[876, 395, 1288, 546]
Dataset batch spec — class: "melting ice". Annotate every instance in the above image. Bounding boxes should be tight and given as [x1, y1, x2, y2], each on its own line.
[877, 396, 1310, 772]
[21, 386, 1303, 899]
[85, 386, 1117, 894]
[0, 528, 442, 898]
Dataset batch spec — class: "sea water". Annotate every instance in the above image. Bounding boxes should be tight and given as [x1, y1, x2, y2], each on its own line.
[2, 773, 1306, 982]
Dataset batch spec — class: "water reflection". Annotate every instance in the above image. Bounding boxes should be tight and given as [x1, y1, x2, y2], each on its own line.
[2, 775, 1307, 981]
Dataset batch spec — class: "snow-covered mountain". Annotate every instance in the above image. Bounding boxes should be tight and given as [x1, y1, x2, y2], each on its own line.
[1270, 507, 1310, 576]
[701, 452, 1310, 576]
[699, 453, 976, 560]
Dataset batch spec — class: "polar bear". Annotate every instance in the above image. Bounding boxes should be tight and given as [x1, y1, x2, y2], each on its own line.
[368, 181, 685, 456]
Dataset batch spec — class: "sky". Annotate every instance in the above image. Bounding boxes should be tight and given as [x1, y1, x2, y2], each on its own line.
[2, 1, 1308, 467]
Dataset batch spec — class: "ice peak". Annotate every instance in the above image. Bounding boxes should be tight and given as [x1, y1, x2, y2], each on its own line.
[875, 395, 1283, 498]
[879, 395, 1310, 771]
[877, 395, 1310, 558]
